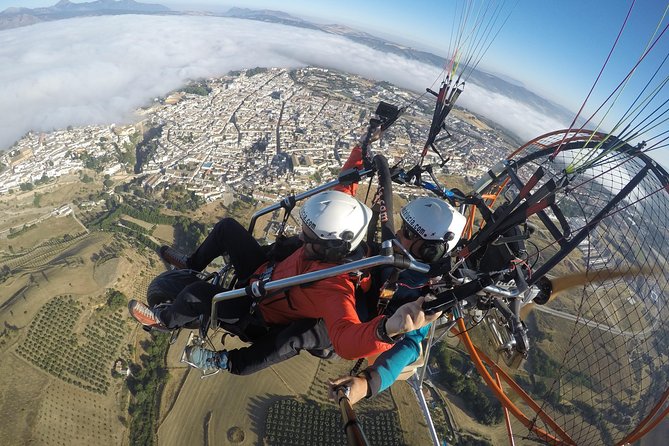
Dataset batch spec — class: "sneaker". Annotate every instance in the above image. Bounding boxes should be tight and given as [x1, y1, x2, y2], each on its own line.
[128, 300, 169, 332]
[159, 245, 189, 269]
[184, 345, 228, 371]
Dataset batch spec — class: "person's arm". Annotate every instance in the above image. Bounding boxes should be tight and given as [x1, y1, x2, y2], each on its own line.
[334, 126, 382, 196]
[333, 145, 363, 196]
[318, 281, 439, 359]
[316, 276, 391, 359]
[366, 325, 429, 395]
[328, 326, 429, 404]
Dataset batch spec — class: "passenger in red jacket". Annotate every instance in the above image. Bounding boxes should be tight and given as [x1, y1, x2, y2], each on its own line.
[129, 187, 439, 360]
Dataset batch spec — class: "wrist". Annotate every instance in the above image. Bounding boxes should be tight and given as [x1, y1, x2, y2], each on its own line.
[384, 313, 402, 337]
[376, 316, 404, 344]
[358, 370, 372, 398]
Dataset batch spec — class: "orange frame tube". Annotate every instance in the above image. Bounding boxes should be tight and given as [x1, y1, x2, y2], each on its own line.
[616, 387, 669, 445]
[455, 319, 575, 445]
[623, 405, 669, 444]
[495, 371, 516, 446]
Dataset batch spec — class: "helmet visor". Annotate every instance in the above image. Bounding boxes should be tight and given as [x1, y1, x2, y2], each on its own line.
[401, 222, 449, 261]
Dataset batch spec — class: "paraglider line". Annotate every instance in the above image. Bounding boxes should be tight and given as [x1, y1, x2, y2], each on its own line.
[554, 0, 637, 157]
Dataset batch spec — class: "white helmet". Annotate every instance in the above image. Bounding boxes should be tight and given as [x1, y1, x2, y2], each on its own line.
[299, 190, 373, 260]
[400, 197, 466, 258]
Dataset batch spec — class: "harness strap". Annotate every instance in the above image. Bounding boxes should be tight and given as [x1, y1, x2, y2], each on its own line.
[277, 194, 297, 237]
[246, 263, 275, 315]
[246, 260, 367, 317]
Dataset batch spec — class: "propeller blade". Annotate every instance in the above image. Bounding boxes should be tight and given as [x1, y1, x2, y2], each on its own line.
[520, 266, 652, 319]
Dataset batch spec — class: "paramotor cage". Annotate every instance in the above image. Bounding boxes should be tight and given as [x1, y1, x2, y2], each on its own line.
[448, 129, 669, 446]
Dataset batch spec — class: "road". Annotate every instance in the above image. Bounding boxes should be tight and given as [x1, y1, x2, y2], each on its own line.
[0, 202, 89, 238]
[533, 304, 656, 337]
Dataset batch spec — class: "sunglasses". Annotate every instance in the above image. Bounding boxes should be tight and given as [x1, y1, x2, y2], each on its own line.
[401, 224, 421, 241]
[301, 227, 350, 249]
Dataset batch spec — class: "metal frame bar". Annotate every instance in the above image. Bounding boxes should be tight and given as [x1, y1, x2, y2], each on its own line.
[210, 245, 429, 324]
[247, 168, 374, 233]
[409, 373, 441, 446]
[415, 322, 440, 446]
[450, 275, 524, 299]
[528, 164, 650, 286]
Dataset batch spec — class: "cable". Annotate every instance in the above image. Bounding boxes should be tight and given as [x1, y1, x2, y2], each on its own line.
[448, 307, 490, 337]
[553, 0, 638, 158]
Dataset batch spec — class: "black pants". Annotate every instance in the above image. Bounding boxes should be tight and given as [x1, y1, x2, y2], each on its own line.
[227, 318, 333, 375]
[149, 269, 333, 375]
[186, 217, 268, 280]
[149, 218, 333, 375]
[157, 218, 268, 329]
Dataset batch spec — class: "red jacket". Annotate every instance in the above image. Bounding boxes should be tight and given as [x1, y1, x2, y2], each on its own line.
[257, 145, 390, 360]
[257, 247, 390, 360]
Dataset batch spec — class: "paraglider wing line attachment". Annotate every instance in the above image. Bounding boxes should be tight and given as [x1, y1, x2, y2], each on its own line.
[374, 101, 402, 131]
[361, 102, 402, 170]
[404, 165, 423, 186]
[280, 195, 296, 212]
[277, 195, 297, 237]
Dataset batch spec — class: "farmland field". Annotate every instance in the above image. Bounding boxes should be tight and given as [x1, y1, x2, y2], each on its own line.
[0, 201, 165, 446]
[157, 335, 429, 446]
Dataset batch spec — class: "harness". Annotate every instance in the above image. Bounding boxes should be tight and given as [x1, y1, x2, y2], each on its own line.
[247, 245, 370, 311]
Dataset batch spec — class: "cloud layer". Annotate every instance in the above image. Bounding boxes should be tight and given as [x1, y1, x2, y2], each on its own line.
[0, 15, 567, 151]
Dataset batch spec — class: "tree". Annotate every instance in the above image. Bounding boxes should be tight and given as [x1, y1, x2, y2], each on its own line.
[106, 289, 127, 310]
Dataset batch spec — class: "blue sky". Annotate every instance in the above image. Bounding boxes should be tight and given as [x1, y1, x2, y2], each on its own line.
[1, 0, 667, 165]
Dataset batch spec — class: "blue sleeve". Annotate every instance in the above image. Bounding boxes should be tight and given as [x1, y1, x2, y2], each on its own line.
[367, 324, 430, 395]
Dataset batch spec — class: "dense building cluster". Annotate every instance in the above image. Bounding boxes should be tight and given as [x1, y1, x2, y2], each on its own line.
[0, 67, 516, 203]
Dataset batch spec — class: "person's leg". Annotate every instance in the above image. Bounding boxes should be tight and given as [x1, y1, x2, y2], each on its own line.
[157, 280, 251, 329]
[226, 319, 331, 375]
[146, 270, 203, 307]
[187, 218, 268, 278]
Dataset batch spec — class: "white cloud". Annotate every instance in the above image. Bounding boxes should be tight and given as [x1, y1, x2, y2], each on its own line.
[458, 83, 567, 140]
[0, 15, 565, 150]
